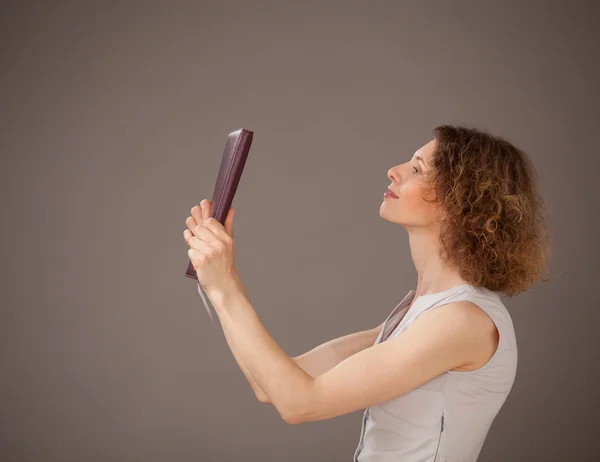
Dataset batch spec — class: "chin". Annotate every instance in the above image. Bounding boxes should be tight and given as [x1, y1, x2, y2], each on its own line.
[379, 203, 402, 224]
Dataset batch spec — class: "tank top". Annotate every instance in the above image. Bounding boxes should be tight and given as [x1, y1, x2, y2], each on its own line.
[353, 283, 518, 462]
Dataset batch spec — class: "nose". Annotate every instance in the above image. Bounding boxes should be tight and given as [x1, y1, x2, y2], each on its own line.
[387, 167, 399, 184]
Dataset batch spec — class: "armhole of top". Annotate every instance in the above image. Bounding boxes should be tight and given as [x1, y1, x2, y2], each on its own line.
[446, 296, 503, 375]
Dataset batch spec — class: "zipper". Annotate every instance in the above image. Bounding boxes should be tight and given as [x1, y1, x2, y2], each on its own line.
[353, 408, 369, 461]
[433, 412, 444, 461]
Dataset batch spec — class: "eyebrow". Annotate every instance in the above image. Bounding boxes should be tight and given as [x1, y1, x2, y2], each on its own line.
[415, 156, 427, 168]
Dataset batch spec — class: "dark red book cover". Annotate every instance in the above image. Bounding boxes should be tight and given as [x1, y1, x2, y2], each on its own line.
[185, 128, 254, 280]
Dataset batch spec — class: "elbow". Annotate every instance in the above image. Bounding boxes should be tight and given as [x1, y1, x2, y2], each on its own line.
[255, 395, 303, 423]
[257, 395, 271, 404]
[282, 410, 303, 425]
[282, 401, 312, 425]
[256, 389, 271, 404]
[271, 400, 305, 425]
[284, 377, 316, 424]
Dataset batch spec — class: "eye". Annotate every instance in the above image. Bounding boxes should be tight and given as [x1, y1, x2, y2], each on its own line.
[412, 165, 419, 175]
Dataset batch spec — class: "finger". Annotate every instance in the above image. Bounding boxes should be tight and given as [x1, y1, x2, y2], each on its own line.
[192, 224, 221, 249]
[188, 248, 204, 269]
[191, 205, 203, 228]
[203, 217, 232, 244]
[184, 225, 214, 248]
[188, 234, 211, 253]
[183, 229, 210, 247]
[183, 228, 193, 244]
[186, 216, 198, 236]
[201, 199, 213, 221]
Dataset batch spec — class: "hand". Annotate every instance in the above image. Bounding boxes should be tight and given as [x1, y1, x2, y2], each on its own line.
[184, 199, 239, 296]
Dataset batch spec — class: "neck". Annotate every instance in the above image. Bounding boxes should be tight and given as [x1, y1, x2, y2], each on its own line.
[407, 226, 468, 298]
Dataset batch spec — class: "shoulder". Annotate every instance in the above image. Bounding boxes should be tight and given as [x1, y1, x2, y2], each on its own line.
[417, 300, 500, 370]
[422, 299, 496, 331]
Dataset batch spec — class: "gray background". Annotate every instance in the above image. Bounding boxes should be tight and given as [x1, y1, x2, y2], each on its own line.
[2, 1, 599, 461]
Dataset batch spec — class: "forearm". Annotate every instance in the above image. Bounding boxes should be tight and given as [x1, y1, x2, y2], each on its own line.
[295, 329, 377, 378]
[208, 283, 314, 423]
[213, 276, 269, 402]
[221, 317, 269, 402]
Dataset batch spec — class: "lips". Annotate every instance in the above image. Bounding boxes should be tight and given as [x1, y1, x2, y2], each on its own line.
[386, 187, 399, 198]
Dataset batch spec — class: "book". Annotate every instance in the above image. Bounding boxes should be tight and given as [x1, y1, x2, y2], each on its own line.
[185, 128, 254, 326]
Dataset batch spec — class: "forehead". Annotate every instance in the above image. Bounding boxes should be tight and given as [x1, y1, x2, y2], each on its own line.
[413, 139, 436, 160]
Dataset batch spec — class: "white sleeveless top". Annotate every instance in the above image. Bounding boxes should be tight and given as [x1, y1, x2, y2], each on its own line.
[353, 283, 518, 462]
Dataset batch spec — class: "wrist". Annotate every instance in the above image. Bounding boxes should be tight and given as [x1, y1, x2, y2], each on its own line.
[206, 275, 245, 309]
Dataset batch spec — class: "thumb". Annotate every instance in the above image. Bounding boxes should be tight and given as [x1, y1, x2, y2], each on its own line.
[224, 207, 235, 238]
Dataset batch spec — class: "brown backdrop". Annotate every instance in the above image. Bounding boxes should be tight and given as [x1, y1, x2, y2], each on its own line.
[2, 1, 599, 461]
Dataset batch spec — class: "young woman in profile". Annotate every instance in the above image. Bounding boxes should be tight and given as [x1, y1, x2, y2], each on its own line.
[184, 124, 550, 462]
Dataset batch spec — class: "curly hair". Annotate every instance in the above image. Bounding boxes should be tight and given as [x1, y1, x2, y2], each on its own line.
[421, 124, 551, 297]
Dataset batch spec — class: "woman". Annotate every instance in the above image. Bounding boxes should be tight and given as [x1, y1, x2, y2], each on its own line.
[183, 124, 550, 462]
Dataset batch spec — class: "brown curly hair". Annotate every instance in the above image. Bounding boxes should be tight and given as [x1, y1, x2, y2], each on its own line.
[421, 124, 551, 297]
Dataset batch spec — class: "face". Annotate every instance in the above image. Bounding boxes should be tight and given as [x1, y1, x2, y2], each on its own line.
[379, 138, 442, 228]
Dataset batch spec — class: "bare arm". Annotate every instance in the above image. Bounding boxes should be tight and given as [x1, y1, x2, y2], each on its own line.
[218, 276, 274, 401]
[257, 321, 385, 404]
[218, 270, 385, 403]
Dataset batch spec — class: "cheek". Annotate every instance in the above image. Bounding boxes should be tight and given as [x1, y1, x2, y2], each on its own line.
[400, 183, 424, 206]
[400, 184, 436, 215]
